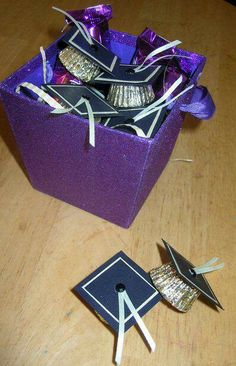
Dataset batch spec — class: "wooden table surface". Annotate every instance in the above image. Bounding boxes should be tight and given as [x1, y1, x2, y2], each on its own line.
[0, 1, 235, 365]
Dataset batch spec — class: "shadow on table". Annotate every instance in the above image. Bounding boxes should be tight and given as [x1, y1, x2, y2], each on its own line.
[181, 112, 203, 132]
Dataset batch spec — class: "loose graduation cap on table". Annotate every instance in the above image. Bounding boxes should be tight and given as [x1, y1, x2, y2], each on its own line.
[150, 239, 224, 312]
[74, 251, 162, 365]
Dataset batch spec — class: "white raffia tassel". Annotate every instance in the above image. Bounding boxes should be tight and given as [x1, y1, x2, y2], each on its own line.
[115, 287, 156, 365]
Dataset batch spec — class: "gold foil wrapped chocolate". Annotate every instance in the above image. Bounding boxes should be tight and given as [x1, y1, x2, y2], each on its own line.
[150, 263, 200, 312]
[59, 46, 100, 82]
[107, 84, 155, 108]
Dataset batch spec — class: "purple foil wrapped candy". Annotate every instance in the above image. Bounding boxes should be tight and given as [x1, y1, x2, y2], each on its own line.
[154, 62, 188, 105]
[50, 58, 82, 85]
[65, 4, 112, 44]
[132, 27, 176, 65]
[132, 27, 204, 77]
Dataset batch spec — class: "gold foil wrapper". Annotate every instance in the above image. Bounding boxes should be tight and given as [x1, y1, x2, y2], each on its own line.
[59, 46, 100, 82]
[107, 84, 155, 108]
[150, 263, 200, 312]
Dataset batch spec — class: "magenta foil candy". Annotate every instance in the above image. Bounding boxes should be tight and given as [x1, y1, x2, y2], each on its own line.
[132, 27, 176, 65]
[132, 27, 204, 75]
[50, 58, 82, 85]
[65, 4, 112, 44]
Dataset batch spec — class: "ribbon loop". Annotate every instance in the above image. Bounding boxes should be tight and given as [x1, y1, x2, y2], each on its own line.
[180, 86, 216, 120]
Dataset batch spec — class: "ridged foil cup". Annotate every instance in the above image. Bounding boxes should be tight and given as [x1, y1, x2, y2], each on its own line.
[150, 263, 200, 312]
[59, 46, 100, 82]
[107, 84, 155, 108]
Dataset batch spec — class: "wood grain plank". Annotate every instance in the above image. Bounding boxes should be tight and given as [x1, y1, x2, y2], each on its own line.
[0, 1, 235, 365]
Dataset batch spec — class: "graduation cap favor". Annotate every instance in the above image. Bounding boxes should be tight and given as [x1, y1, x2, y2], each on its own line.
[150, 240, 224, 312]
[97, 39, 181, 108]
[97, 64, 164, 108]
[43, 84, 118, 118]
[53, 7, 120, 82]
[43, 84, 118, 147]
[101, 106, 167, 139]
[100, 74, 192, 139]
[93, 63, 164, 85]
[74, 251, 161, 364]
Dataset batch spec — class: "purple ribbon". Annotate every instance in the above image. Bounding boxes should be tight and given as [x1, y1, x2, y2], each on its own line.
[180, 86, 215, 120]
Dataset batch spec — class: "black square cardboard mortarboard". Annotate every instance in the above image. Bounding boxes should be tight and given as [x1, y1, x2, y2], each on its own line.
[61, 25, 120, 75]
[74, 251, 161, 332]
[162, 239, 223, 309]
[43, 84, 119, 118]
[93, 64, 165, 85]
[101, 107, 167, 139]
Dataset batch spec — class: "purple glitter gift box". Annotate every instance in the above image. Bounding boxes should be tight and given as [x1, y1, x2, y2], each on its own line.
[0, 30, 206, 228]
